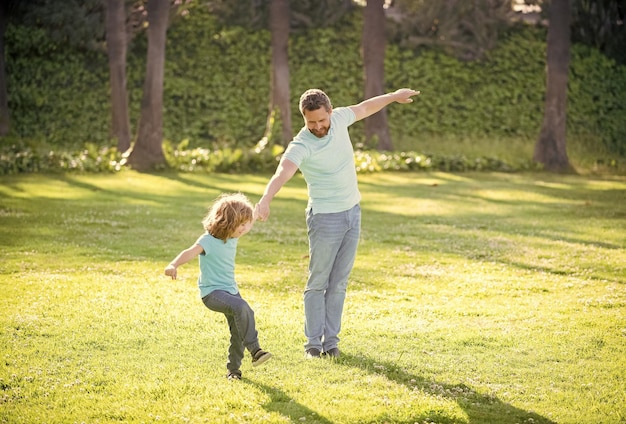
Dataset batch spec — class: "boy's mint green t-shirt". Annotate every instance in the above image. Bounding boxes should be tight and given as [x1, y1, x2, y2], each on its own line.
[195, 232, 239, 298]
[283, 107, 361, 214]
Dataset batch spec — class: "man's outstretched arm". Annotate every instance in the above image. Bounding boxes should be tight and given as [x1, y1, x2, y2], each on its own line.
[349, 88, 420, 122]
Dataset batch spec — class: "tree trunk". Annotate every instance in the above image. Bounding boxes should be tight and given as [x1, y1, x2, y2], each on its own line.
[363, 0, 392, 151]
[105, 0, 131, 152]
[266, 0, 291, 147]
[0, 2, 10, 136]
[127, 0, 169, 171]
[534, 0, 573, 173]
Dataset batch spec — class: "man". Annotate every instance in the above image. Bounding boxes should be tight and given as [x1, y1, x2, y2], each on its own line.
[255, 87, 420, 359]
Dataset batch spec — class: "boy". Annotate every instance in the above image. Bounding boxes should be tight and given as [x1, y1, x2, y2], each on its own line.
[165, 193, 271, 380]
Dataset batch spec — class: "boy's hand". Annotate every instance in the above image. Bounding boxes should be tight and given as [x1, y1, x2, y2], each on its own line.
[164, 264, 177, 280]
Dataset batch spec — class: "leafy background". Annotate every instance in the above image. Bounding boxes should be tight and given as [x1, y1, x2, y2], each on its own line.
[5, 7, 626, 155]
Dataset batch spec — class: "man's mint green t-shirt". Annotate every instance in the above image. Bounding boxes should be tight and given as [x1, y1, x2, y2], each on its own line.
[283, 107, 361, 214]
[195, 232, 239, 298]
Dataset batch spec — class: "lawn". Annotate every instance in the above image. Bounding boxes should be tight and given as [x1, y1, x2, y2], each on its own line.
[1, 171, 625, 424]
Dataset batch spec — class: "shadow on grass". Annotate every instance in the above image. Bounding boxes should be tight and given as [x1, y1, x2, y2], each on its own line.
[243, 380, 335, 424]
[245, 376, 468, 423]
[332, 352, 556, 424]
[243, 353, 555, 424]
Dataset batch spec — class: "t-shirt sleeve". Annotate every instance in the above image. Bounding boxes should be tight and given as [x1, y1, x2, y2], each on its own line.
[195, 234, 210, 255]
[334, 107, 356, 128]
[283, 135, 308, 167]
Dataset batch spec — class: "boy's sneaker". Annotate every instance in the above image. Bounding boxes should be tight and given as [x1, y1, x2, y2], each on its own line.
[305, 348, 321, 359]
[251, 349, 272, 367]
[322, 347, 341, 358]
[227, 370, 242, 380]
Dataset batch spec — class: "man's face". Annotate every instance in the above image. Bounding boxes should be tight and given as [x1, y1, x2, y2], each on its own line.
[303, 107, 332, 138]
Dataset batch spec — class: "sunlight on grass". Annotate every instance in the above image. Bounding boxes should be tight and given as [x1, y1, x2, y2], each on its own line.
[1, 171, 625, 423]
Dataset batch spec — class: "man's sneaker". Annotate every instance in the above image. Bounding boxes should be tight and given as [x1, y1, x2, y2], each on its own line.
[322, 347, 341, 359]
[227, 370, 242, 380]
[305, 348, 321, 359]
[252, 349, 272, 367]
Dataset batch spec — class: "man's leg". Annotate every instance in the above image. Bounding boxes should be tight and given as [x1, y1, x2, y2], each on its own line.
[304, 205, 360, 352]
[323, 204, 361, 352]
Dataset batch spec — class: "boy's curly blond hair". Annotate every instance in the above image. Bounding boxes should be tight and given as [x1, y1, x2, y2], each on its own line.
[202, 193, 253, 242]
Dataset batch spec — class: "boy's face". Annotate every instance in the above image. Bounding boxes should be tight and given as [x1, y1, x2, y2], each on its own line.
[303, 107, 332, 138]
[232, 220, 253, 238]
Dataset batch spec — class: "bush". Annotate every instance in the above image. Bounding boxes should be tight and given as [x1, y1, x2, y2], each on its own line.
[162, 139, 284, 174]
[1, 140, 542, 176]
[0, 142, 123, 175]
[354, 150, 538, 173]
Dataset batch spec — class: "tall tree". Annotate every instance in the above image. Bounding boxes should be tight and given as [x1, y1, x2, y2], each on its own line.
[265, 0, 291, 147]
[105, 0, 131, 152]
[362, 0, 392, 151]
[127, 0, 169, 171]
[534, 0, 573, 173]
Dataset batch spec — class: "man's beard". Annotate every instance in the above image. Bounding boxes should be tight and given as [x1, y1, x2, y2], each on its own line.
[309, 125, 330, 138]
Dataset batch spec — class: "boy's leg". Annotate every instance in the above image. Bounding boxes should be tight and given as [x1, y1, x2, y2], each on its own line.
[225, 314, 245, 372]
[203, 291, 261, 355]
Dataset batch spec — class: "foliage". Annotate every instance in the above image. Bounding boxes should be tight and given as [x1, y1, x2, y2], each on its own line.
[162, 138, 285, 173]
[3, 3, 626, 156]
[354, 149, 540, 173]
[160, 6, 271, 148]
[568, 45, 626, 155]
[5, 25, 110, 148]
[386, 25, 626, 156]
[14, 0, 105, 51]
[389, 0, 514, 61]
[570, 0, 626, 64]
[0, 138, 549, 176]
[288, 12, 365, 141]
[1, 171, 625, 423]
[0, 141, 124, 175]
[386, 27, 546, 141]
[208, 0, 356, 30]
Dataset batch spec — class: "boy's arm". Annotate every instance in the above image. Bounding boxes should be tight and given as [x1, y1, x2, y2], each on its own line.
[164, 243, 204, 280]
[349, 88, 420, 122]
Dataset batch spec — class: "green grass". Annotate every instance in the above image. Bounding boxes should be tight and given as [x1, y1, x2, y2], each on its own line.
[1, 171, 625, 424]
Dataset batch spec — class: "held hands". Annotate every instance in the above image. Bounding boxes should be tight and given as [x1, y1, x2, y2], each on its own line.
[164, 264, 177, 280]
[392, 88, 420, 104]
[255, 202, 270, 222]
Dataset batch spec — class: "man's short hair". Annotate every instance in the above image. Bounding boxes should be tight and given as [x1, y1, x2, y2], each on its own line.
[299, 89, 332, 115]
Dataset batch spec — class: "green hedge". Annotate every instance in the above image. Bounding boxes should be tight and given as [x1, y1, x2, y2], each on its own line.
[6, 26, 110, 145]
[0, 142, 124, 175]
[0, 140, 541, 176]
[5, 8, 626, 155]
